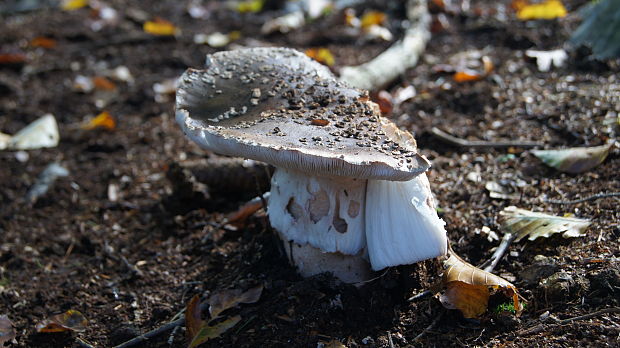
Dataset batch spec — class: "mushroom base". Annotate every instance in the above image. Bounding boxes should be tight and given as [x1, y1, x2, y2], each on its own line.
[268, 167, 371, 282]
[278, 233, 375, 284]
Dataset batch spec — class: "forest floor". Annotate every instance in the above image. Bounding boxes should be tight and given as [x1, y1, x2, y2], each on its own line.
[1, 0, 619, 347]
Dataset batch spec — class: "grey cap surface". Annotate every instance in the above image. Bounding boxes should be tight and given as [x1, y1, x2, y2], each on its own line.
[176, 47, 430, 180]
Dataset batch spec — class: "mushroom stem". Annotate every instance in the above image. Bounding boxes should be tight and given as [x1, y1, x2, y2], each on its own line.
[268, 167, 372, 282]
[365, 174, 448, 270]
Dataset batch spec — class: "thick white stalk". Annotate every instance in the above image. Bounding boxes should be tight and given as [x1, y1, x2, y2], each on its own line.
[365, 173, 447, 270]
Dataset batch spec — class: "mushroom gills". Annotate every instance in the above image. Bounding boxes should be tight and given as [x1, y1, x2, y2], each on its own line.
[365, 174, 448, 271]
[267, 167, 367, 256]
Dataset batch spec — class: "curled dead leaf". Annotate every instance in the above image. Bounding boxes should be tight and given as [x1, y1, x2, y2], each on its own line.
[438, 251, 520, 318]
[500, 206, 591, 241]
[209, 285, 263, 319]
[81, 111, 116, 131]
[35, 309, 88, 333]
[532, 143, 613, 174]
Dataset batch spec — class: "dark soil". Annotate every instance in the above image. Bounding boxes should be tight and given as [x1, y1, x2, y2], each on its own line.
[1, 0, 619, 347]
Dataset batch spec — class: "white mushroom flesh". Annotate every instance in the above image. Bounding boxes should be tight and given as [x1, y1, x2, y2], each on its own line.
[267, 167, 367, 256]
[365, 173, 447, 270]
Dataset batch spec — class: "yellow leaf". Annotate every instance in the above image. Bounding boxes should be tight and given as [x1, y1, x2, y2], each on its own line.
[61, 0, 88, 10]
[236, 0, 264, 13]
[81, 111, 116, 131]
[438, 251, 521, 318]
[305, 48, 335, 66]
[453, 70, 483, 82]
[360, 10, 386, 29]
[517, 0, 567, 20]
[440, 281, 489, 318]
[143, 19, 178, 36]
[35, 310, 88, 333]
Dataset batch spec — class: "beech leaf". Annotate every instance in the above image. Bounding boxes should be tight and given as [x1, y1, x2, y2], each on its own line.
[516, 0, 567, 20]
[438, 251, 520, 318]
[500, 206, 591, 242]
[208, 285, 263, 319]
[0, 315, 16, 345]
[185, 294, 202, 340]
[188, 315, 241, 348]
[532, 143, 613, 174]
[35, 309, 88, 333]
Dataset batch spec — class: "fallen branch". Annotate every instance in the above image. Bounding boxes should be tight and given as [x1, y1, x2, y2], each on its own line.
[544, 192, 620, 205]
[431, 127, 543, 149]
[339, 0, 430, 90]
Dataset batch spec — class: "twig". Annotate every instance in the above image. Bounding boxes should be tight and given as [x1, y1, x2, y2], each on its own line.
[431, 127, 543, 149]
[113, 301, 211, 348]
[339, 0, 430, 90]
[413, 310, 445, 342]
[76, 337, 97, 348]
[558, 307, 620, 324]
[481, 233, 516, 272]
[544, 192, 620, 205]
[407, 289, 433, 302]
[516, 307, 620, 336]
[387, 331, 395, 348]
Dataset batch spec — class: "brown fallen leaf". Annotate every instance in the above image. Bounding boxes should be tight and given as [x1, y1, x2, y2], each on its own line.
[185, 294, 202, 340]
[185, 285, 263, 347]
[30, 37, 57, 49]
[35, 309, 88, 333]
[208, 285, 263, 319]
[0, 315, 16, 345]
[437, 250, 521, 318]
[189, 316, 241, 348]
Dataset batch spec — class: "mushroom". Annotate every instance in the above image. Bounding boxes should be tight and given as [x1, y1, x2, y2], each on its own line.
[175, 47, 447, 283]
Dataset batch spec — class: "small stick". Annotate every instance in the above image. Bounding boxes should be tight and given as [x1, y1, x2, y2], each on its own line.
[76, 337, 97, 348]
[387, 331, 395, 348]
[482, 233, 516, 273]
[407, 289, 433, 302]
[431, 127, 543, 149]
[113, 301, 211, 348]
[558, 307, 620, 324]
[412, 310, 445, 342]
[544, 192, 620, 205]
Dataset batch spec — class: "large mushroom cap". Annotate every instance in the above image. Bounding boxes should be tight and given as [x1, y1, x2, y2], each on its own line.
[176, 47, 430, 180]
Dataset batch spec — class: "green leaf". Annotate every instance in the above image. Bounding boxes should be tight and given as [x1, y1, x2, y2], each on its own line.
[188, 316, 241, 348]
[532, 143, 613, 174]
[500, 206, 591, 242]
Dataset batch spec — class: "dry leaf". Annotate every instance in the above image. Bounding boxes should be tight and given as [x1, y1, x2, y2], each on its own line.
[532, 143, 613, 174]
[360, 10, 386, 29]
[35, 310, 88, 333]
[517, 0, 567, 20]
[305, 48, 335, 66]
[0, 53, 27, 65]
[61, 0, 88, 11]
[8, 114, 59, 150]
[30, 37, 57, 49]
[235, 0, 264, 13]
[500, 206, 591, 242]
[438, 251, 520, 318]
[453, 70, 483, 82]
[320, 339, 348, 348]
[0, 315, 16, 345]
[208, 285, 263, 319]
[188, 316, 241, 348]
[143, 18, 178, 36]
[185, 294, 202, 340]
[92, 76, 117, 91]
[81, 111, 116, 131]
